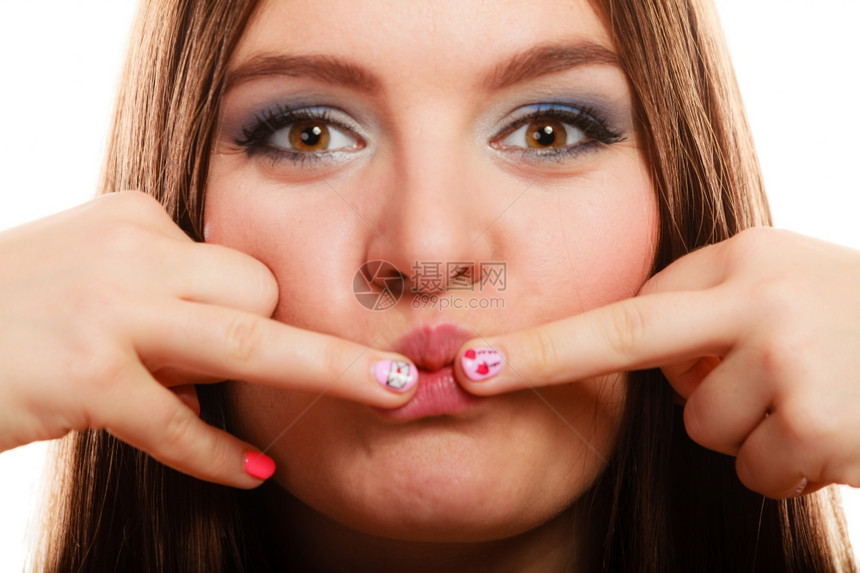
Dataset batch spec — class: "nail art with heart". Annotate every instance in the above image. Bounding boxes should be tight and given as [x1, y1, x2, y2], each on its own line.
[461, 347, 503, 381]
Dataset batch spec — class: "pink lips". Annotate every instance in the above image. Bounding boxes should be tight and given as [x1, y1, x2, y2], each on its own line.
[376, 323, 483, 421]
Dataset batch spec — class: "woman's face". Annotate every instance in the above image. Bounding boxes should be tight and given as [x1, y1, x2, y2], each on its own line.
[206, 0, 656, 543]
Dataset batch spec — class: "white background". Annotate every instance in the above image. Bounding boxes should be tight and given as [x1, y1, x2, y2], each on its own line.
[0, 1, 858, 570]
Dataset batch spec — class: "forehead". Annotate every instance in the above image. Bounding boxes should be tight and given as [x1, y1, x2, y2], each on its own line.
[233, 0, 614, 74]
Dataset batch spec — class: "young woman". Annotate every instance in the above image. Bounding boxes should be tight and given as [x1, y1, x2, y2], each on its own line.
[0, 0, 856, 570]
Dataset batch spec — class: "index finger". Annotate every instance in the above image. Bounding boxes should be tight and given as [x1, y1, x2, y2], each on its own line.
[138, 301, 420, 409]
[454, 289, 734, 395]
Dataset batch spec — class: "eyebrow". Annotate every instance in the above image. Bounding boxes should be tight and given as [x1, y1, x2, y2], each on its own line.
[225, 54, 381, 92]
[225, 41, 620, 93]
[483, 42, 621, 90]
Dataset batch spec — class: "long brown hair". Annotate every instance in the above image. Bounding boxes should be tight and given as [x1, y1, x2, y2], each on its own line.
[39, 0, 855, 570]
[40, 1, 270, 571]
[588, 0, 854, 570]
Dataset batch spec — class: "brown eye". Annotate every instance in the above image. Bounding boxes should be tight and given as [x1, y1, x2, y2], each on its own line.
[288, 120, 331, 151]
[264, 113, 359, 155]
[524, 120, 568, 148]
[498, 117, 587, 151]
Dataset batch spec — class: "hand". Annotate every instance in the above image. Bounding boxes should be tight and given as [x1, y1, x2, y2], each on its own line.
[456, 227, 860, 498]
[0, 192, 417, 488]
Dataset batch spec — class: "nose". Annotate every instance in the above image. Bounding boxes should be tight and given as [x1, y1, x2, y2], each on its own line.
[364, 130, 495, 296]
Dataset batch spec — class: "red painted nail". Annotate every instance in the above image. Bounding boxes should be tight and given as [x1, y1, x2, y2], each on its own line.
[243, 452, 276, 480]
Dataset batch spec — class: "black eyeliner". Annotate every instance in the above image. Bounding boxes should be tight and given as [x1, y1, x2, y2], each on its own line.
[494, 103, 625, 149]
[235, 104, 362, 164]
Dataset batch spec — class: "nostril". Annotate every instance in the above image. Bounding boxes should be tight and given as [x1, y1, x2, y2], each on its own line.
[369, 261, 405, 293]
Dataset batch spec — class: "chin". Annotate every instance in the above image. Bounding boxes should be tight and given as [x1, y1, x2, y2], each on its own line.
[302, 471, 574, 544]
[278, 411, 600, 544]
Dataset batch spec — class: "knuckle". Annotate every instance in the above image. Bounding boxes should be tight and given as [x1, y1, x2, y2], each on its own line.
[160, 405, 232, 479]
[722, 226, 779, 269]
[92, 192, 153, 230]
[749, 275, 799, 318]
[67, 347, 129, 393]
[111, 190, 166, 218]
[735, 225, 773, 243]
[202, 433, 237, 477]
[160, 404, 198, 455]
[223, 314, 264, 363]
[525, 328, 559, 381]
[734, 453, 761, 493]
[733, 226, 779, 251]
[318, 338, 349, 380]
[95, 193, 172, 247]
[682, 398, 708, 446]
[98, 219, 152, 262]
[254, 264, 280, 316]
[735, 442, 784, 497]
[753, 328, 806, 379]
[605, 303, 647, 361]
[776, 400, 838, 449]
[682, 393, 736, 454]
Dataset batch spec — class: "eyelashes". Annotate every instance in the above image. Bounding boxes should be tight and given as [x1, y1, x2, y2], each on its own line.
[490, 104, 624, 160]
[236, 104, 364, 166]
[233, 102, 625, 168]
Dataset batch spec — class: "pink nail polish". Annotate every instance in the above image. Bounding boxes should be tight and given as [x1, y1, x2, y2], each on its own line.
[461, 347, 503, 381]
[373, 360, 418, 392]
[244, 452, 276, 481]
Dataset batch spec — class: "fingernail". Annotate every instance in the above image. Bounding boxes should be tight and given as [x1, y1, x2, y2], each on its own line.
[794, 476, 808, 496]
[244, 452, 276, 481]
[461, 347, 503, 381]
[373, 360, 418, 392]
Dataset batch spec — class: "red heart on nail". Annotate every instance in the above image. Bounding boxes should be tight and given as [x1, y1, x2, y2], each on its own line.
[464, 349, 476, 359]
[476, 362, 489, 375]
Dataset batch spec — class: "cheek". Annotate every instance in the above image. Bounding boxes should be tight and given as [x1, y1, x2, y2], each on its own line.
[574, 194, 656, 302]
[498, 166, 657, 323]
[203, 173, 367, 331]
